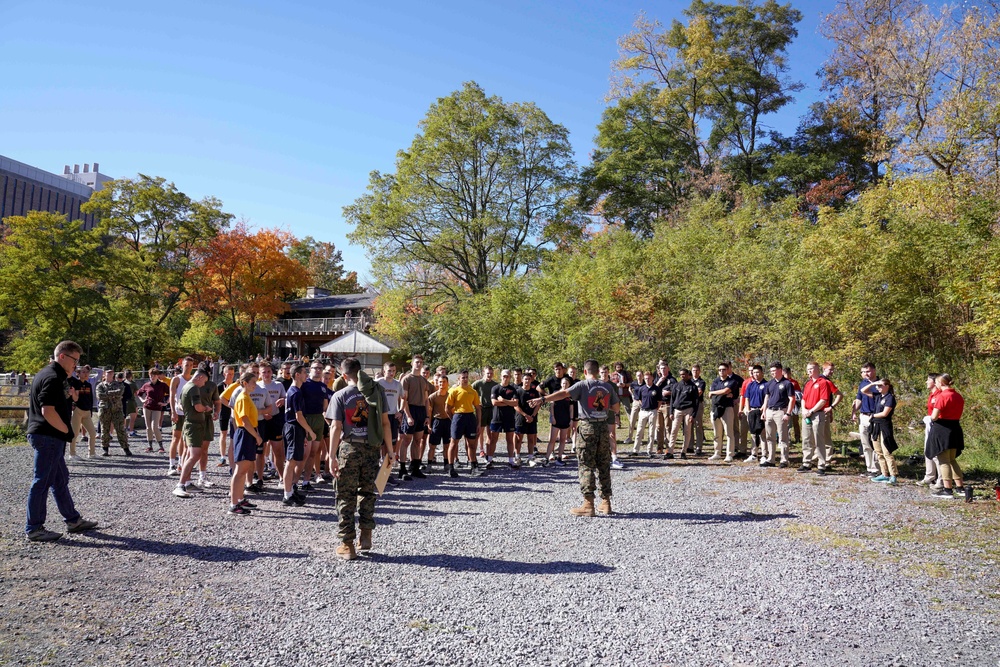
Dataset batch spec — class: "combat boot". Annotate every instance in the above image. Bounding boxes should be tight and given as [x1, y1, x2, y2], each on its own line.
[336, 541, 357, 561]
[570, 496, 596, 517]
[358, 528, 373, 553]
[597, 497, 613, 515]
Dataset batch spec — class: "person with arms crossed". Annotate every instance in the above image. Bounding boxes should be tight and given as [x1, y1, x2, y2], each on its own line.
[491, 370, 520, 469]
[708, 362, 739, 462]
[471, 366, 498, 461]
[67, 365, 96, 460]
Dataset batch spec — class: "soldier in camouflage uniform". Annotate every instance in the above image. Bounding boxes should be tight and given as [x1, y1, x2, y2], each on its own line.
[530, 359, 617, 516]
[96, 370, 132, 456]
[326, 357, 393, 561]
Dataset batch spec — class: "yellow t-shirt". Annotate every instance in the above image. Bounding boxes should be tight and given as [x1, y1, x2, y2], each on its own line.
[220, 381, 240, 404]
[233, 391, 259, 428]
[446, 385, 480, 414]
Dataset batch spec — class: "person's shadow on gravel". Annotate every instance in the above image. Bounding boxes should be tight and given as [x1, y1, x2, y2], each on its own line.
[58, 531, 308, 562]
[371, 553, 614, 575]
[621, 511, 798, 524]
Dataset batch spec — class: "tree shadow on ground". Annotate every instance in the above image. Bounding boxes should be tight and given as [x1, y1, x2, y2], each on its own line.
[621, 511, 798, 524]
[371, 552, 614, 575]
[59, 531, 308, 562]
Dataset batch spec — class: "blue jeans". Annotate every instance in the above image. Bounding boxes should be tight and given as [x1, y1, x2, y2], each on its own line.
[25, 433, 81, 534]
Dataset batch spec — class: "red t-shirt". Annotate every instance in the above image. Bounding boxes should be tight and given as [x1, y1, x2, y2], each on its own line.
[802, 376, 832, 411]
[933, 389, 964, 420]
[740, 378, 752, 397]
[926, 387, 939, 416]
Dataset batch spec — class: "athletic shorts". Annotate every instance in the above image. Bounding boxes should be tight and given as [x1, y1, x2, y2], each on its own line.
[125, 400, 137, 414]
[490, 416, 515, 433]
[388, 415, 399, 443]
[182, 420, 206, 448]
[553, 416, 571, 430]
[203, 415, 215, 441]
[400, 404, 427, 434]
[428, 417, 451, 446]
[263, 416, 284, 442]
[606, 410, 618, 426]
[451, 413, 478, 441]
[219, 404, 231, 431]
[173, 413, 185, 432]
[322, 421, 330, 440]
[479, 408, 493, 428]
[232, 428, 258, 463]
[305, 413, 325, 439]
[515, 417, 537, 436]
[283, 422, 306, 462]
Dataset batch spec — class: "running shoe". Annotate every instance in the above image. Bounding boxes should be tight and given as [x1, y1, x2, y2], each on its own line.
[238, 499, 258, 508]
[228, 505, 252, 515]
[611, 460, 625, 470]
[172, 486, 192, 498]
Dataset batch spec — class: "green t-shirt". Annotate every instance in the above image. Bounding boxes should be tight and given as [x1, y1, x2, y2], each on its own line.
[471, 379, 498, 413]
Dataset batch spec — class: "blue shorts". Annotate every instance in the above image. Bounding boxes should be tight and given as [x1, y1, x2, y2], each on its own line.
[283, 422, 306, 461]
[490, 417, 515, 433]
[400, 404, 427, 434]
[451, 412, 478, 441]
[428, 417, 451, 446]
[232, 428, 258, 463]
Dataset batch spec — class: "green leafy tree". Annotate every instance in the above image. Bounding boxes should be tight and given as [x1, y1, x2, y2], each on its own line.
[82, 175, 231, 365]
[344, 81, 578, 298]
[288, 236, 362, 294]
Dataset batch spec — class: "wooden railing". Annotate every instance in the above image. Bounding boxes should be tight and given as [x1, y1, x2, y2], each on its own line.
[256, 317, 367, 335]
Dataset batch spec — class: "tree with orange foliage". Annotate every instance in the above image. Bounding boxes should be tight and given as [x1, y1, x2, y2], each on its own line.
[187, 222, 310, 358]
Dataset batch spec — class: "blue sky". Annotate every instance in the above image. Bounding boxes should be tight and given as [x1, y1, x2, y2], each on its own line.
[1, 0, 832, 281]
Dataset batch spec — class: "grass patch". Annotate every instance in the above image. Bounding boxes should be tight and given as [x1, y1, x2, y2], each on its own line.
[780, 523, 875, 556]
[902, 562, 951, 579]
[631, 470, 678, 483]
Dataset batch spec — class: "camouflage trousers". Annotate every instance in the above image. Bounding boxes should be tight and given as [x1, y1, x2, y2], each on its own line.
[99, 408, 129, 451]
[577, 420, 612, 500]
[336, 441, 380, 542]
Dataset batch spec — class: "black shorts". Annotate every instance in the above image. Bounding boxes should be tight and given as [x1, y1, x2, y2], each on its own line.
[323, 421, 330, 440]
[388, 415, 399, 443]
[479, 409, 493, 428]
[263, 416, 284, 442]
[283, 422, 306, 462]
[451, 413, 478, 441]
[515, 417, 538, 435]
[232, 428, 257, 463]
[428, 417, 451, 446]
[400, 404, 427, 434]
[219, 404, 232, 431]
[490, 417, 515, 433]
[553, 417, 571, 430]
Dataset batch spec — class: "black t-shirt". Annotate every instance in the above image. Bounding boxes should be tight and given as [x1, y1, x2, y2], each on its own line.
[69, 375, 93, 411]
[491, 383, 519, 423]
[27, 362, 73, 441]
[280, 377, 294, 391]
[542, 374, 567, 395]
[552, 397, 572, 425]
[692, 377, 707, 405]
[516, 386, 541, 422]
[655, 373, 677, 404]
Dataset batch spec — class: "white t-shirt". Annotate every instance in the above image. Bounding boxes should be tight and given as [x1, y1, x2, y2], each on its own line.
[377, 378, 403, 415]
[258, 379, 286, 419]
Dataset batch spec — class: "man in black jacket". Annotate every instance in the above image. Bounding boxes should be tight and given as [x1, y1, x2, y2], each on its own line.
[24, 341, 99, 542]
[666, 369, 699, 459]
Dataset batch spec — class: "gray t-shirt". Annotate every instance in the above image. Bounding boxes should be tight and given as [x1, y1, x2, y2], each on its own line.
[377, 378, 402, 415]
[326, 385, 387, 440]
[567, 379, 620, 421]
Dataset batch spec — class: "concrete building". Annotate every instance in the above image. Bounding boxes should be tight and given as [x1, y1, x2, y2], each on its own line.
[0, 156, 111, 230]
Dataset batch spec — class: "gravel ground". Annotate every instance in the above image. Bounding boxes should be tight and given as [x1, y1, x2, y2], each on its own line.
[0, 436, 997, 667]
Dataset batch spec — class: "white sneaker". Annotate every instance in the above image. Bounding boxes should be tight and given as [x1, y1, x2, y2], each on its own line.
[623, 437, 633, 445]
[67, 455, 82, 463]
[194, 479, 215, 489]
[611, 459, 625, 470]
[528, 458, 539, 468]
[707, 454, 722, 461]
[724, 456, 734, 463]
[745, 455, 758, 463]
[166, 467, 179, 477]
[172, 486, 192, 498]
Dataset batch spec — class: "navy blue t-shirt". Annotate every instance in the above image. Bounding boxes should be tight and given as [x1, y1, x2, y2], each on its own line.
[710, 375, 740, 409]
[284, 385, 306, 424]
[857, 378, 881, 414]
[301, 379, 328, 414]
[764, 377, 795, 410]
[744, 379, 768, 409]
[635, 384, 660, 411]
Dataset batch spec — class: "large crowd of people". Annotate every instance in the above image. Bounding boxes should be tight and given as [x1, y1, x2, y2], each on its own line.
[23, 341, 969, 557]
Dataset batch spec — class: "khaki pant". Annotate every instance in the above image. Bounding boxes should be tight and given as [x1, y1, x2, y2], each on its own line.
[872, 432, 898, 477]
[937, 448, 962, 483]
[667, 407, 693, 454]
[70, 409, 97, 457]
[143, 407, 164, 446]
[634, 410, 656, 453]
[627, 399, 642, 439]
[858, 413, 877, 472]
[712, 406, 735, 458]
[692, 402, 705, 453]
[802, 411, 829, 468]
[764, 408, 790, 463]
[654, 404, 672, 451]
[736, 411, 748, 454]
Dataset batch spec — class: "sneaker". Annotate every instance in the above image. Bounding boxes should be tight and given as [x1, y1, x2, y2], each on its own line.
[145, 446, 154, 453]
[485, 460, 494, 470]
[282, 494, 300, 506]
[313, 476, 328, 485]
[26, 528, 62, 542]
[228, 505, 252, 515]
[194, 479, 216, 489]
[508, 459, 520, 469]
[745, 455, 758, 463]
[528, 458, 539, 468]
[172, 486, 192, 498]
[216, 459, 228, 467]
[816, 466, 828, 476]
[872, 475, 889, 483]
[759, 460, 773, 468]
[66, 518, 98, 533]
[322, 472, 335, 483]
[931, 487, 955, 499]
[554, 457, 567, 467]
[301, 482, 314, 493]
[449, 466, 459, 478]
[887, 476, 897, 485]
[128, 431, 139, 438]
[623, 437, 633, 445]
[166, 467, 179, 477]
[67, 454, 81, 463]
[247, 480, 265, 493]
[707, 455, 722, 461]
[917, 476, 936, 487]
[238, 499, 258, 508]
[611, 460, 625, 470]
[796, 465, 811, 473]
[724, 456, 734, 463]
[664, 453, 674, 460]
[778, 460, 788, 468]
[157, 446, 166, 454]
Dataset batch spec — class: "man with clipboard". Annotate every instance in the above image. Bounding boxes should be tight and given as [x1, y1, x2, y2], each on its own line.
[326, 358, 394, 561]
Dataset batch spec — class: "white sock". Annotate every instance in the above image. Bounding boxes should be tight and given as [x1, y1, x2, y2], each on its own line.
[170, 457, 178, 467]
[284, 491, 294, 500]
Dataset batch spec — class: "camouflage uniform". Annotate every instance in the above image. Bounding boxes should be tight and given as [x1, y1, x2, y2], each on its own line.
[96, 380, 129, 452]
[336, 440, 380, 541]
[577, 420, 612, 500]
